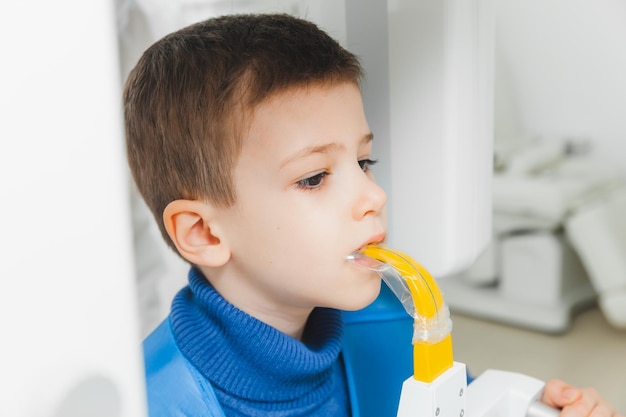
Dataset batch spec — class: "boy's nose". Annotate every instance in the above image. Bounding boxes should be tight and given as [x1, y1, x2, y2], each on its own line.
[352, 175, 387, 220]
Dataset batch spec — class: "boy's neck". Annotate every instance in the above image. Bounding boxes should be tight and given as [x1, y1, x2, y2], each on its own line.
[198, 266, 312, 340]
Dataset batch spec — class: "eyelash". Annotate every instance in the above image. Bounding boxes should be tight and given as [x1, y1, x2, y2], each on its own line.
[295, 158, 378, 191]
[359, 158, 378, 172]
[295, 171, 330, 190]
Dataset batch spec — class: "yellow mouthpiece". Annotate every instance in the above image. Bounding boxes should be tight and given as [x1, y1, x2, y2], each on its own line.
[362, 245, 454, 383]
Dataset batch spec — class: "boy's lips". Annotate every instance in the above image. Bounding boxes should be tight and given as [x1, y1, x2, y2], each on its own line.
[356, 232, 387, 253]
[345, 233, 387, 270]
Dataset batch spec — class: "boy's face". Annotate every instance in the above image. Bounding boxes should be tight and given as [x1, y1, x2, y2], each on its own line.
[213, 82, 387, 323]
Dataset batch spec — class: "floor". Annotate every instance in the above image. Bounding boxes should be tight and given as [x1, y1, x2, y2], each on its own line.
[451, 306, 626, 414]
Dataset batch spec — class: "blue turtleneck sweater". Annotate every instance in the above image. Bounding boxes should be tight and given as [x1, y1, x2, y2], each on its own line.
[168, 268, 350, 416]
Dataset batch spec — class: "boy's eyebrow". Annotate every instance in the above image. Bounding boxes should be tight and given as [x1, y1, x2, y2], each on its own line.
[280, 133, 374, 169]
[362, 132, 374, 144]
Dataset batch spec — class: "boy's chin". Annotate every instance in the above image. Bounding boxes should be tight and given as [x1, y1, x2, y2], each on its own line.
[337, 280, 382, 311]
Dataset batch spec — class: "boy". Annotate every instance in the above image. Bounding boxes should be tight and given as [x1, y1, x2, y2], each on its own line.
[124, 13, 622, 417]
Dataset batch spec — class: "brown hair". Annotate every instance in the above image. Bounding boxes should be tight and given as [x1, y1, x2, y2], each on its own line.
[123, 13, 363, 250]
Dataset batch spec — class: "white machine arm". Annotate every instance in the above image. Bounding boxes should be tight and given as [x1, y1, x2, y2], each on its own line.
[397, 365, 560, 417]
[465, 369, 559, 417]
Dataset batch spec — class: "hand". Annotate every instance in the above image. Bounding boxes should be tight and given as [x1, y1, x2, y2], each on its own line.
[542, 379, 624, 417]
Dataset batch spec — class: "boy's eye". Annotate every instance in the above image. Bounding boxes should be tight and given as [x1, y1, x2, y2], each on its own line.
[296, 171, 329, 190]
[358, 158, 378, 172]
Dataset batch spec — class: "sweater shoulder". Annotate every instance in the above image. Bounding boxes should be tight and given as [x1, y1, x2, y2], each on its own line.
[143, 319, 225, 417]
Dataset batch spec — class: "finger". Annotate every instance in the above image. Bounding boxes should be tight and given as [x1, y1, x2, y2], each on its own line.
[542, 379, 582, 408]
[561, 401, 614, 417]
[559, 387, 602, 417]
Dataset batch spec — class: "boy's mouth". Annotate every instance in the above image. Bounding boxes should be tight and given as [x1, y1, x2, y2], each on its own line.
[357, 232, 386, 252]
[345, 251, 383, 269]
[346, 233, 387, 268]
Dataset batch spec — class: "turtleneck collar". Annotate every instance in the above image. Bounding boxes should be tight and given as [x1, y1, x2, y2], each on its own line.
[170, 268, 347, 413]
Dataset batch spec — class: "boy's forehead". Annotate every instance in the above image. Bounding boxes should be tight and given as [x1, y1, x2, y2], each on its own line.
[239, 82, 370, 161]
[244, 81, 364, 131]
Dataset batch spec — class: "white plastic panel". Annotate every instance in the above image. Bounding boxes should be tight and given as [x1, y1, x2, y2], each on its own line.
[386, 0, 494, 277]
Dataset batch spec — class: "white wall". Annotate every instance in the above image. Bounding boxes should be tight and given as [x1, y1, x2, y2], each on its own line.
[1, 1, 147, 416]
[495, 0, 626, 172]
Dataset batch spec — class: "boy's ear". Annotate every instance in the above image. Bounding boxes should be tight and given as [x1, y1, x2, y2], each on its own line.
[163, 200, 230, 267]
